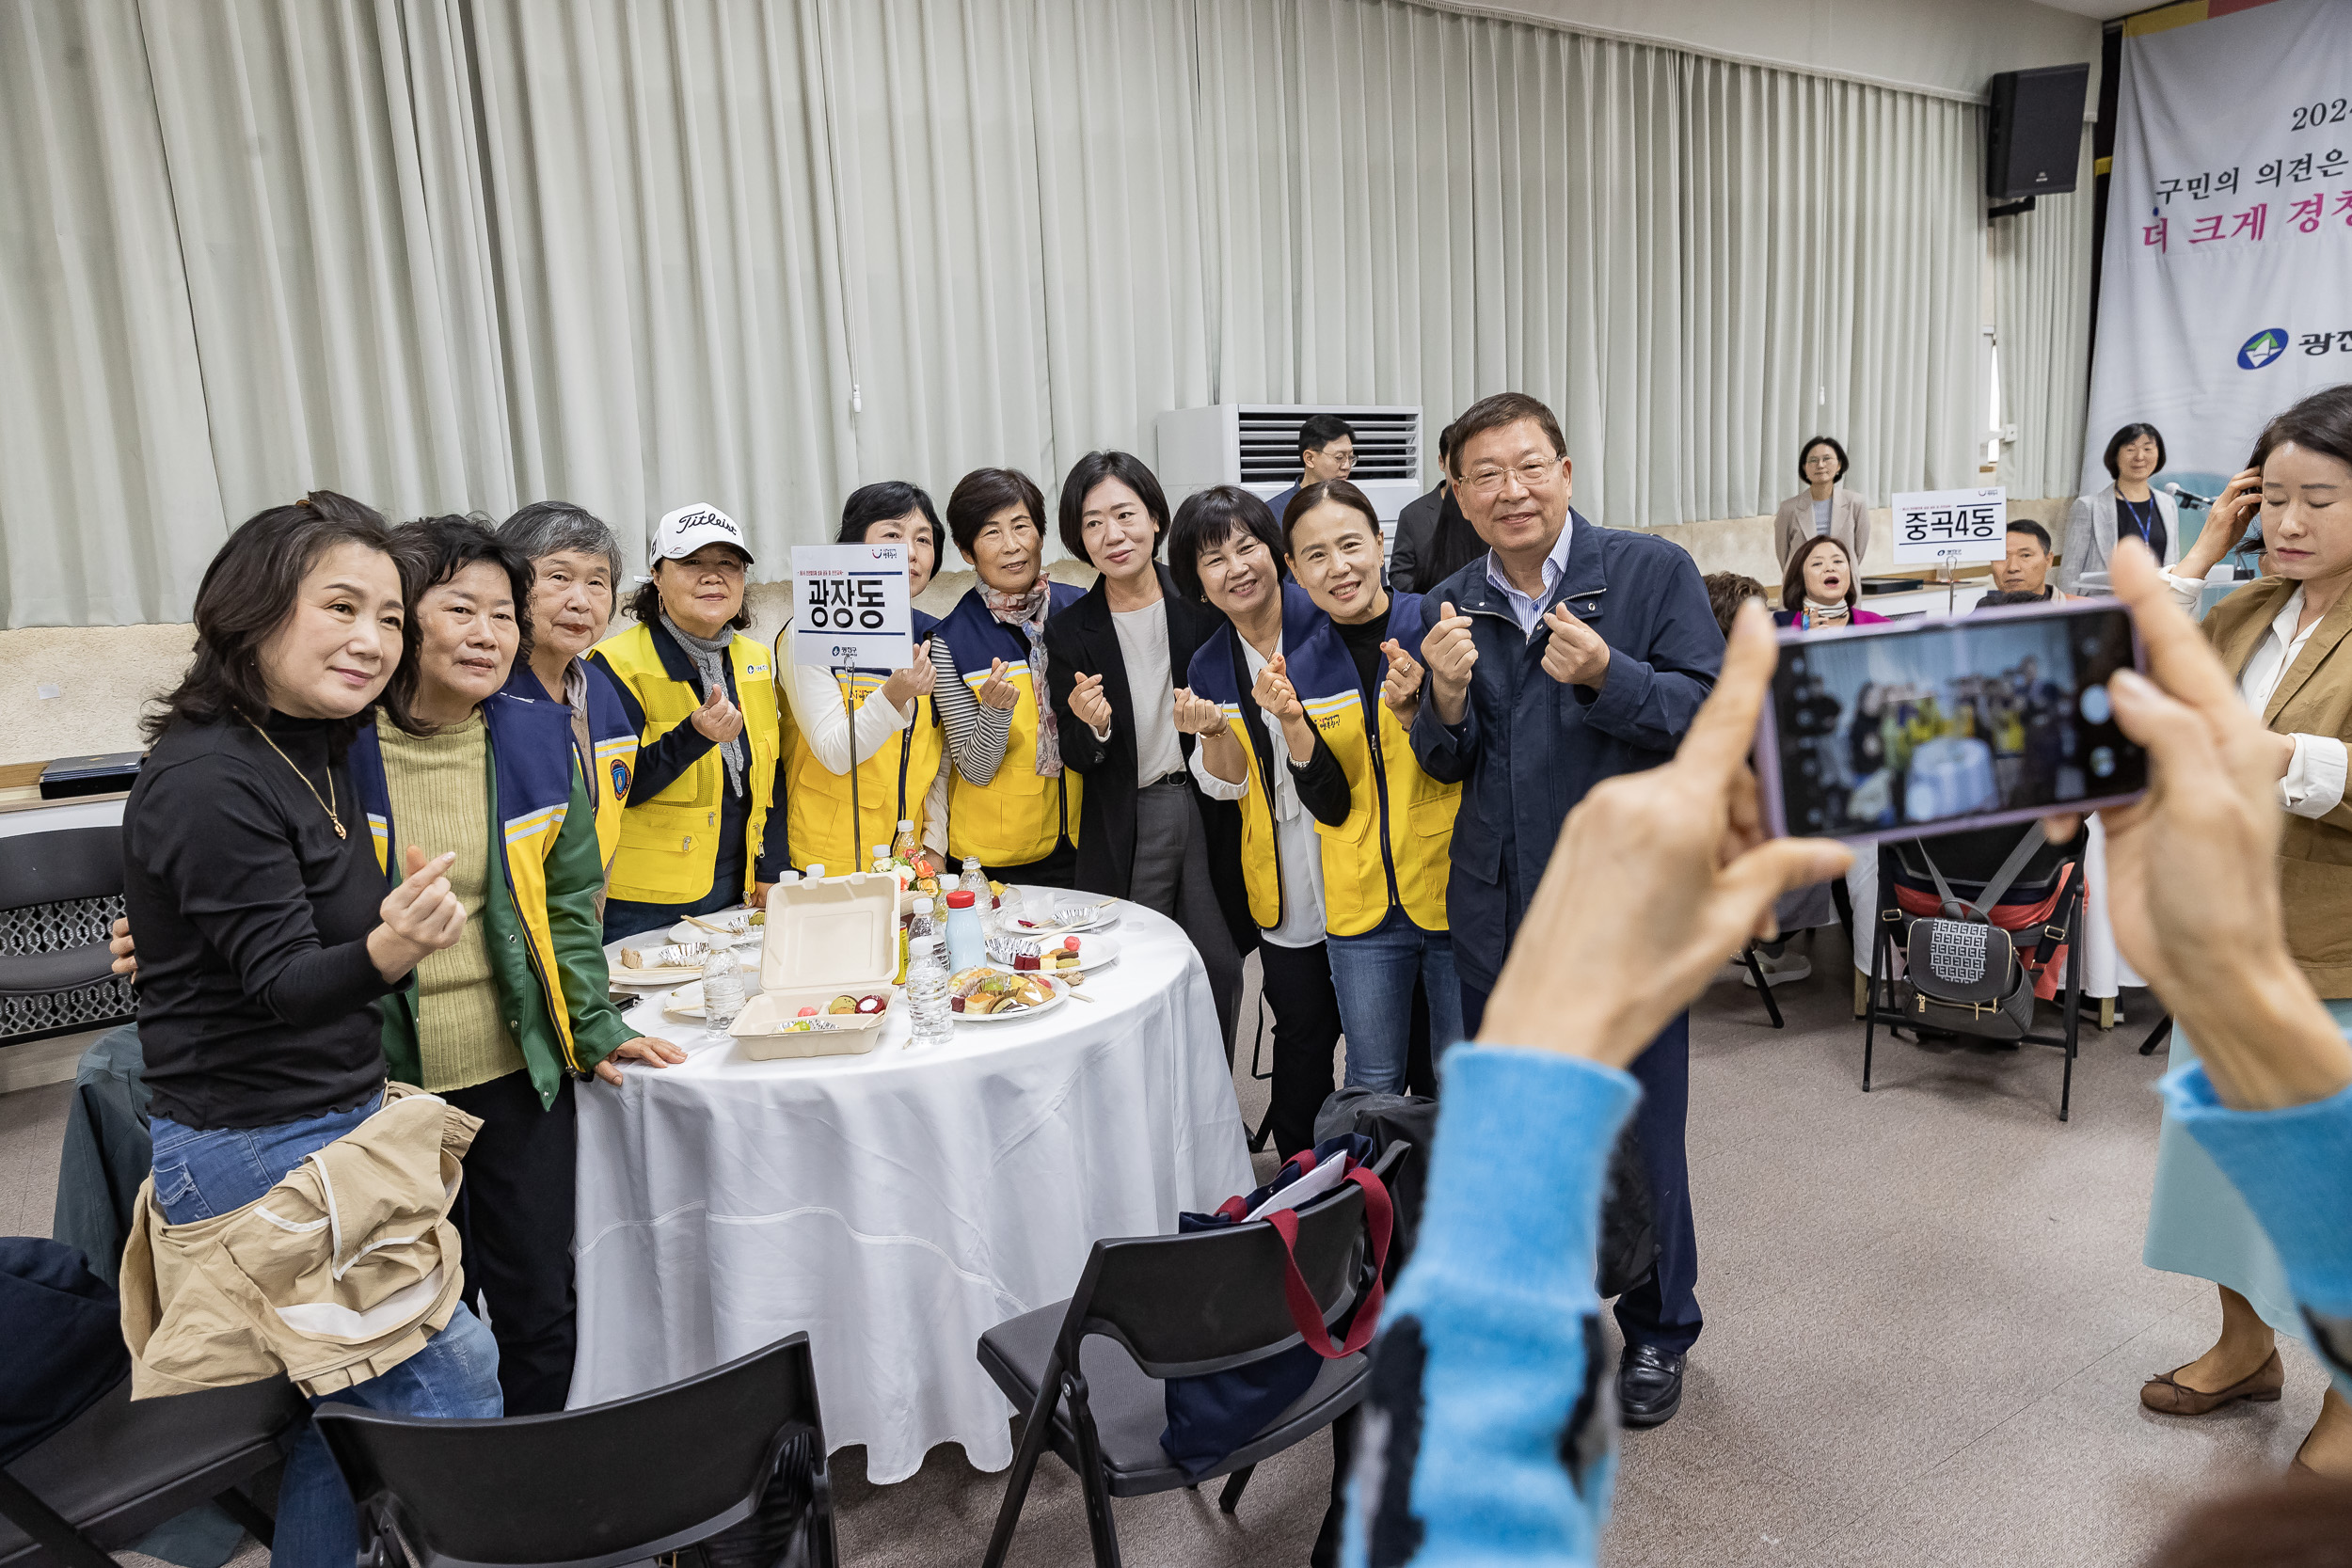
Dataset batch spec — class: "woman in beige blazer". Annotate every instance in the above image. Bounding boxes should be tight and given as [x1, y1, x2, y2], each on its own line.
[2137, 382, 2352, 1478]
[1772, 436, 1872, 571]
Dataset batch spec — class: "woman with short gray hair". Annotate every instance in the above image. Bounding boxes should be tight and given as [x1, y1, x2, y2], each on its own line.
[495, 501, 641, 885]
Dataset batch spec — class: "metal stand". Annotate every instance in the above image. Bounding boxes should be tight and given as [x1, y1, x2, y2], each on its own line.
[835, 664, 861, 874]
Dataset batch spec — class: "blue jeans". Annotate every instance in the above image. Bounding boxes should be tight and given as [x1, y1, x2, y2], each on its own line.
[1326, 909, 1463, 1095]
[150, 1104, 505, 1568]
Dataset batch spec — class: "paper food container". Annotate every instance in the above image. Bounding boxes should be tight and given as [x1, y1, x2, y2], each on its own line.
[729, 872, 901, 1059]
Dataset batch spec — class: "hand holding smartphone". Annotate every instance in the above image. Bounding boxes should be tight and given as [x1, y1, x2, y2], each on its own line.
[1754, 598, 2148, 843]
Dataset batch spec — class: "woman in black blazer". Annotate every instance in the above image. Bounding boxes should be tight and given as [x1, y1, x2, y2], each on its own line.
[1044, 451, 1253, 1055]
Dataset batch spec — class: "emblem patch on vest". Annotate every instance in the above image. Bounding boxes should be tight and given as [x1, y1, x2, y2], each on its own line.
[611, 759, 631, 799]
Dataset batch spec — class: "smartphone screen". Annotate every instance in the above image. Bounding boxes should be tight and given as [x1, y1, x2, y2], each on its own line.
[1757, 600, 2147, 843]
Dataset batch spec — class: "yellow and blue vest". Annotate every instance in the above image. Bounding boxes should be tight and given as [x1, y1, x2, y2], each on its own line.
[350, 695, 635, 1107]
[776, 608, 945, 873]
[590, 620, 783, 905]
[498, 657, 641, 872]
[1195, 591, 1459, 938]
[1183, 583, 1328, 933]
[935, 584, 1087, 868]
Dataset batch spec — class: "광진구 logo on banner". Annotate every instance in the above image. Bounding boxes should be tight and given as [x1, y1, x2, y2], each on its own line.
[2237, 327, 2288, 370]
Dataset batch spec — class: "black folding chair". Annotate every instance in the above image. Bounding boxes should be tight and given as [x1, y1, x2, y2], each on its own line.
[1861, 830, 2090, 1121]
[313, 1332, 836, 1568]
[0, 827, 133, 1045]
[1739, 944, 1786, 1028]
[977, 1143, 1410, 1568]
[0, 1376, 297, 1568]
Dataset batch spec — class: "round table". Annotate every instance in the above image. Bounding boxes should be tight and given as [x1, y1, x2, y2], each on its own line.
[568, 895, 1254, 1483]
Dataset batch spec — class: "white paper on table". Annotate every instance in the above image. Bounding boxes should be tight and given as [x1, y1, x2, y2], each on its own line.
[1246, 1154, 1349, 1222]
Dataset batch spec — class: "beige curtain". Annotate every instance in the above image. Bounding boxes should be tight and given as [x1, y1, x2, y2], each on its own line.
[0, 0, 2085, 624]
[1991, 135, 2093, 502]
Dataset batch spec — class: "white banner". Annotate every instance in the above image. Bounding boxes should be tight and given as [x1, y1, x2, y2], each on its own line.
[2081, 0, 2352, 529]
[791, 544, 913, 672]
[1891, 486, 2007, 567]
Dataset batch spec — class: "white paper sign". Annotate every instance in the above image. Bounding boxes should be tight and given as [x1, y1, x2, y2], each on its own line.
[1890, 486, 2007, 567]
[791, 544, 914, 672]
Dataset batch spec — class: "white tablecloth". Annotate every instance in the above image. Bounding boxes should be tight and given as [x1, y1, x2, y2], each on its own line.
[568, 896, 1254, 1482]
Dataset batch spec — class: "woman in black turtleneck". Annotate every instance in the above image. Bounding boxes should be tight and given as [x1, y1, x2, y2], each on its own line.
[120, 494, 502, 1568]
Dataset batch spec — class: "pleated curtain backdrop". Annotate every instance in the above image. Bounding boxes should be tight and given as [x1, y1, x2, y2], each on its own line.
[0, 0, 2086, 627]
[1991, 135, 2093, 503]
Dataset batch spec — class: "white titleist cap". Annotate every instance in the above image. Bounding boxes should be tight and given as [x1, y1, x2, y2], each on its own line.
[652, 503, 754, 565]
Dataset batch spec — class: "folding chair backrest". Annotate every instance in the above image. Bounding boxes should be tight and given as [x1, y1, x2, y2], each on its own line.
[1888, 826, 2074, 915]
[1073, 1142, 1408, 1380]
[0, 829, 121, 912]
[312, 1332, 823, 1568]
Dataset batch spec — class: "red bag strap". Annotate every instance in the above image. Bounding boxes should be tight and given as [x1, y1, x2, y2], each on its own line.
[1263, 1164, 1392, 1359]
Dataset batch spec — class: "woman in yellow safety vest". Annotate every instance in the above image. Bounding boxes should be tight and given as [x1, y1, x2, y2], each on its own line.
[777, 483, 947, 876]
[1272, 479, 1464, 1093]
[590, 503, 787, 942]
[931, 468, 1087, 887]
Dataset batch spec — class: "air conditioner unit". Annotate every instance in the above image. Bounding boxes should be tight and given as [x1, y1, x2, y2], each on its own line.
[1152, 405, 1427, 531]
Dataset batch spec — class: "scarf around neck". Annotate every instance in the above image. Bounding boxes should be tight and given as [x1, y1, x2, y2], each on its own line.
[660, 609, 746, 796]
[981, 581, 1060, 778]
[1800, 596, 1851, 629]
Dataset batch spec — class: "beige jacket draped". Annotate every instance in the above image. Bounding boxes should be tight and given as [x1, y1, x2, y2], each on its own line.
[118, 1084, 483, 1399]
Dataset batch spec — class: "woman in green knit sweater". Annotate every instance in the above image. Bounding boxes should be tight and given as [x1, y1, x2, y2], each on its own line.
[358, 516, 685, 1415]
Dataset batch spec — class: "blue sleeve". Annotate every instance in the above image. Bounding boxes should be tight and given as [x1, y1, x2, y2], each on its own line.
[1577, 552, 1723, 753]
[2161, 1063, 2352, 1389]
[1344, 1046, 1640, 1568]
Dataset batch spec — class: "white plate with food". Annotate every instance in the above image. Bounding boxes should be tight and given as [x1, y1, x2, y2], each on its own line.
[610, 964, 707, 991]
[948, 966, 1067, 1023]
[1008, 897, 1120, 937]
[669, 911, 763, 947]
[1008, 934, 1120, 975]
[662, 981, 707, 1019]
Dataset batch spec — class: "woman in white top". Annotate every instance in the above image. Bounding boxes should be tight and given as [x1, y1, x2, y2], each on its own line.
[1772, 436, 1873, 571]
[1170, 487, 1343, 1157]
[2058, 423, 2183, 595]
[2137, 382, 2352, 1477]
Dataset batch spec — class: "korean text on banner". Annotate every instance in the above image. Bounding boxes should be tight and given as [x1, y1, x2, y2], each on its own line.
[1891, 487, 2008, 568]
[792, 544, 914, 672]
[2081, 0, 2352, 503]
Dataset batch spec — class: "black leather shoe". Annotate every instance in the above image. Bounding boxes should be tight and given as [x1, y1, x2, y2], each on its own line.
[1617, 1343, 1686, 1428]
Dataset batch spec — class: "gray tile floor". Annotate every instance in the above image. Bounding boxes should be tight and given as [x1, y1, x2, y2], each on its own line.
[8, 935, 2328, 1568]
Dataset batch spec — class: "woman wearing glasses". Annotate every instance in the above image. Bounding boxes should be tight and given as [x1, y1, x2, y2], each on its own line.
[591, 504, 788, 942]
[1772, 436, 1872, 572]
[2060, 422, 2182, 595]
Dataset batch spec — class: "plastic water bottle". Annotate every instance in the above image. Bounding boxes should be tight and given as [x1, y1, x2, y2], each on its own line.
[891, 818, 922, 866]
[944, 889, 985, 974]
[700, 944, 744, 1030]
[959, 857, 989, 902]
[906, 936, 954, 1047]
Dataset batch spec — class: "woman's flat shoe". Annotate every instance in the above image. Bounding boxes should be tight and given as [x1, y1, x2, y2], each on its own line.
[2140, 1350, 2284, 1416]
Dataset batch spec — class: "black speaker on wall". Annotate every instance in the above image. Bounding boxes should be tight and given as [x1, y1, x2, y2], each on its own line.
[1986, 64, 2090, 200]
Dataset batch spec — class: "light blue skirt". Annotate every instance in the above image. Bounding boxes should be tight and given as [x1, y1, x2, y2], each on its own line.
[2141, 997, 2352, 1337]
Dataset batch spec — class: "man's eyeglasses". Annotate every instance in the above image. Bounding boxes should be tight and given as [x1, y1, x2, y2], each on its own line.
[1461, 457, 1562, 496]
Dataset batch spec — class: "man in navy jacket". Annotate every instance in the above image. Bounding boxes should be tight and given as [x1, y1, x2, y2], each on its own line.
[1410, 391, 1724, 1428]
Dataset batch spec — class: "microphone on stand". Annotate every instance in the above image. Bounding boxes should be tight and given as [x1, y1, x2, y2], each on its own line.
[2163, 481, 2215, 509]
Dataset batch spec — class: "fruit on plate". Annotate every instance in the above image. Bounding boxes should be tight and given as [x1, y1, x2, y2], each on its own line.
[827, 994, 857, 1015]
[855, 994, 887, 1015]
[1064, 936, 1082, 952]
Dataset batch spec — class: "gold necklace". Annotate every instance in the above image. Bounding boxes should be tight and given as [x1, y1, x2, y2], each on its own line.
[242, 713, 347, 839]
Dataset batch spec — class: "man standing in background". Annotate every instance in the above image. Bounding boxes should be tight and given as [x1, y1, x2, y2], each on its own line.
[1410, 392, 1724, 1430]
[1262, 413, 1357, 530]
[1388, 420, 1458, 595]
